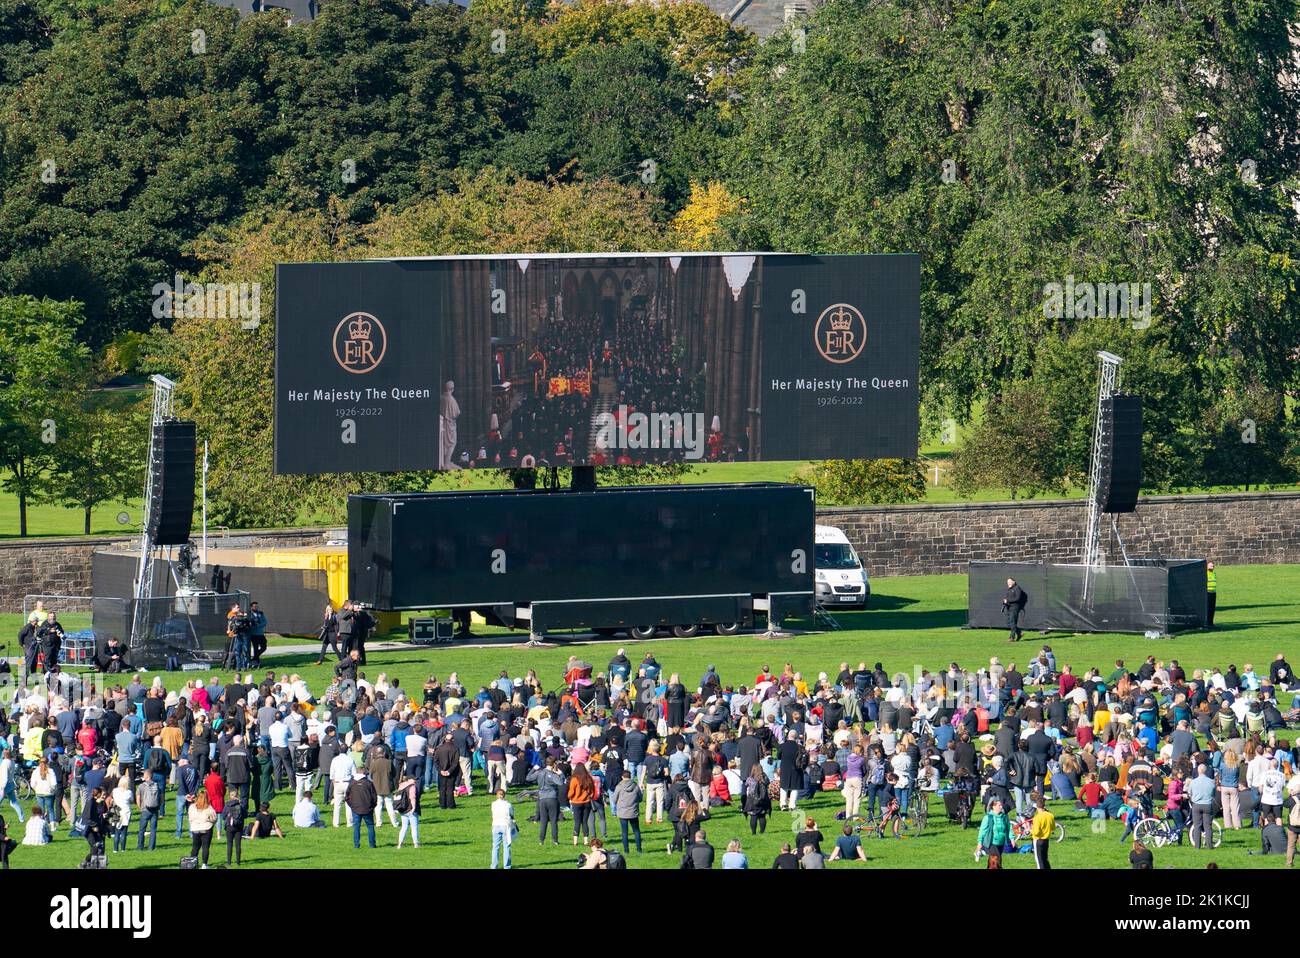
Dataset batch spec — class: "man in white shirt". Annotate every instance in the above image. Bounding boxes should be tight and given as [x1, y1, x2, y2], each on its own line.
[329, 749, 356, 827]
[1246, 749, 1273, 791]
[722, 760, 743, 800]
[293, 790, 325, 828]
[489, 789, 515, 869]
[1259, 759, 1286, 820]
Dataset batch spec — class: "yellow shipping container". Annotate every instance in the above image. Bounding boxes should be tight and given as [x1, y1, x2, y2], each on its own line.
[253, 548, 401, 635]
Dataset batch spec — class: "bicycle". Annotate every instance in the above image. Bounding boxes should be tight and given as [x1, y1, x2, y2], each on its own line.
[1133, 813, 1221, 849]
[853, 793, 926, 838]
[1010, 811, 1065, 843]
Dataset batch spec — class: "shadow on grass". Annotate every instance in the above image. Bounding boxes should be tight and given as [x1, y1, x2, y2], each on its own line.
[828, 607, 968, 632]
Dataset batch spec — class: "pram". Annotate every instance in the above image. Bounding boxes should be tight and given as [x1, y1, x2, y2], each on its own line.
[942, 775, 979, 828]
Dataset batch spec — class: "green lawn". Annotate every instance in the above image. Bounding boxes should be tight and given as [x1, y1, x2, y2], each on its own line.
[6, 563, 1298, 869]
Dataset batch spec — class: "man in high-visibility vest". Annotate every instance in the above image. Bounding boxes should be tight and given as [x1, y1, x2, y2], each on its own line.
[1206, 561, 1217, 628]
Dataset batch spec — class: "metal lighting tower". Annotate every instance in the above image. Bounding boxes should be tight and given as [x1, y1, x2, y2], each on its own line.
[1082, 351, 1123, 603]
[130, 374, 177, 651]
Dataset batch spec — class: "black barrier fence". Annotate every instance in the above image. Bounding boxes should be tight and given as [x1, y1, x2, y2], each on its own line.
[90, 592, 248, 668]
[92, 552, 330, 637]
[968, 560, 1207, 634]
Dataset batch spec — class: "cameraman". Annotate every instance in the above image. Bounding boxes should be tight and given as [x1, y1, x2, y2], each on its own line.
[37, 613, 65, 674]
[247, 602, 268, 668]
[340, 602, 373, 666]
[226, 603, 252, 671]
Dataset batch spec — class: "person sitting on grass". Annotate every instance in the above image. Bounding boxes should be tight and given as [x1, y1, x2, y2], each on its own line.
[248, 802, 285, 839]
[293, 790, 325, 828]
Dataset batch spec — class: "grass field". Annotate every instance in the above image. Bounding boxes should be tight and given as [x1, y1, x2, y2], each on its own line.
[5, 563, 1298, 869]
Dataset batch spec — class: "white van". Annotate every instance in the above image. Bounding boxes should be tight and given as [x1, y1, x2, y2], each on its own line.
[815, 525, 870, 608]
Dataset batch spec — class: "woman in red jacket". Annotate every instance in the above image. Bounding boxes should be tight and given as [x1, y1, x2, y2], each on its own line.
[204, 769, 226, 838]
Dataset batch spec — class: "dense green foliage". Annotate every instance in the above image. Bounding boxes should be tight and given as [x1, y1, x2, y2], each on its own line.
[0, 0, 1296, 529]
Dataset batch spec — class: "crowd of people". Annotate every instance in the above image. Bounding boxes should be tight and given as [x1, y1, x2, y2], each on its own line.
[2, 638, 1298, 870]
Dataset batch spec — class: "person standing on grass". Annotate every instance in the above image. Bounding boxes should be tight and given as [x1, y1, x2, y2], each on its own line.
[490, 789, 515, 868]
[1188, 764, 1217, 849]
[433, 731, 460, 810]
[1205, 561, 1217, 628]
[1003, 578, 1027, 642]
[346, 769, 379, 849]
[612, 771, 643, 854]
[329, 744, 355, 827]
[536, 757, 564, 846]
[134, 768, 162, 851]
[1030, 793, 1055, 870]
[643, 741, 669, 825]
[187, 789, 217, 869]
[568, 763, 597, 847]
[976, 798, 1010, 868]
[111, 774, 133, 852]
[394, 771, 420, 848]
[223, 787, 246, 867]
[174, 756, 197, 840]
[743, 765, 771, 835]
[316, 603, 341, 665]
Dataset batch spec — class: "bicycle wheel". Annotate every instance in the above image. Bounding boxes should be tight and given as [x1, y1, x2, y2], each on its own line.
[1210, 820, 1222, 849]
[910, 798, 928, 833]
[1132, 817, 1164, 847]
[1053, 822, 1065, 843]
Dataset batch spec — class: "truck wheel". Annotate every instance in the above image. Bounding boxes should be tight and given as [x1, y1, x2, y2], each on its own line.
[671, 624, 699, 638]
[629, 626, 658, 641]
[714, 622, 741, 636]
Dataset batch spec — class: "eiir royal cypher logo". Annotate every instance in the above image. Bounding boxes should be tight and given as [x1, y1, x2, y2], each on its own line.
[333, 311, 386, 374]
[813, 303, 867, 364]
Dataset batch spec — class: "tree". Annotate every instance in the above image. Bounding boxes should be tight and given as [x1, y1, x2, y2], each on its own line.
[41, 397, 149, 534]
[0, 296, 91, 535]
[522, 0, 755, 105]
[0, 0, 499, 344]
[1198, 383, 1297, 490]
[673, 180, 741, 250]
[1030, 321, 1200, 490]
[721, 0, 1300, 427]
[492, 38, 716, 210]
[805, 459, 926, 506]
[949, 383, 1063, 500]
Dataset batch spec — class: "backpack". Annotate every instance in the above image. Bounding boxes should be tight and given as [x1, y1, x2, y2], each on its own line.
[794, 748, 808, 771]
[745, 778, 761, 803]
[139, 779, 161, 810]
[224, 802, 244, 831]
[604, 848, 627, 870]
[393, 788, 412, 814]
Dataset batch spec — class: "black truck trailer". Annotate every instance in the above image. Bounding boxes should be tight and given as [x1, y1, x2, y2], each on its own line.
[348, 482, 815, 639]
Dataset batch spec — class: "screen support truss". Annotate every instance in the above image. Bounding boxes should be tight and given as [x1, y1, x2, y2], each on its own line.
[1082, 351, 1122, 605]
[130, 374, 177, 652]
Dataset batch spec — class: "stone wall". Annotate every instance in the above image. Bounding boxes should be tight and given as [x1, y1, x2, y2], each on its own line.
[0, 528, 332, 612]
[819, 491, 1300, 577]
[2, 492, 1298, 610]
